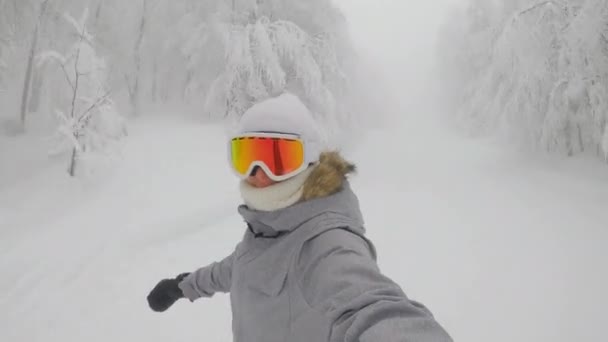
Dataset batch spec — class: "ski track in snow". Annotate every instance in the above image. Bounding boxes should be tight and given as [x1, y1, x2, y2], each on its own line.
[1, 113, 608, 342]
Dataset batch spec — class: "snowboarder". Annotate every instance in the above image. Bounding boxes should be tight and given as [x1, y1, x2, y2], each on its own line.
[147, 93, 453, 342]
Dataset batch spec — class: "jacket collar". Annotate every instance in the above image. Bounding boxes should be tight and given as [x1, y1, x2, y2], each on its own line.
[238, 181, 364, 237]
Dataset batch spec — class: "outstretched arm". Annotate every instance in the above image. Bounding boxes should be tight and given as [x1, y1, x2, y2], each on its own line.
[179, 249, 236, 301]
[296, 229, 452, 342]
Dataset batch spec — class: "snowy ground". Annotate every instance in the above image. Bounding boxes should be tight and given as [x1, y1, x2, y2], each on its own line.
[2, 104, 608, 342]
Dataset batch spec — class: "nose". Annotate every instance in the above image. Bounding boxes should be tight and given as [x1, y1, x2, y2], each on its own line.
[246, 166, 276, 188]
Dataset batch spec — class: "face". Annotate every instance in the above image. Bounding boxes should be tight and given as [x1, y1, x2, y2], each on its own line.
[246, 167, 278, 188]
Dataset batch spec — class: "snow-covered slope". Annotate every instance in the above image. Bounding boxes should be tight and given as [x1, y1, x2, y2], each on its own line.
[2, 110, 607, 342]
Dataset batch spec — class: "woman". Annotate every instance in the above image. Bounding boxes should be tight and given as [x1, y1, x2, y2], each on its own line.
[147, 93, 452, 342]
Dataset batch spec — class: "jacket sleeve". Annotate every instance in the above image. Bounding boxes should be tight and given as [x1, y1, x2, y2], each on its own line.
[295, 229, 452, 342]
[178, 248, 236, 301]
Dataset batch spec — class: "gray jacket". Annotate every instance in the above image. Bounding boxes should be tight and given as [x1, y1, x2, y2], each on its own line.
[179, 183, 452, 342]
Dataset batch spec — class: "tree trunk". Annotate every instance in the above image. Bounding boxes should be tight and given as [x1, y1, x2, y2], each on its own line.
[28, 63, 44, 113]
[565, 120, 573, 157]
[19, 0, 48, 131]
[0, 40, 6, 89]
[68, 146, 77, 177]
[19, 24, 39, 129]
[577, 123, 584, 153]
[183, 70, 193, 100]
[67, 29, 85, 177]
[131, 0, 147, 116]
[94, 0, 103, 28]
[152, 57, 158, 103]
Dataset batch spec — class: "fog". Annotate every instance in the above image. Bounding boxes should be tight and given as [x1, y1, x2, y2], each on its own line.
[335, 0, 464, 119]
[337, 0, 461, 63]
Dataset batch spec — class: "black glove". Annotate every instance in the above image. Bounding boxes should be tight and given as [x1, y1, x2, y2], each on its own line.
[147, 273, 190, 312]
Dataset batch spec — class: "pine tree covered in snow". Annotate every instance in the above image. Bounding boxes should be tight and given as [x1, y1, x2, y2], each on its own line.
[39, 8, 125, 176]
[440, 0, 608, 160]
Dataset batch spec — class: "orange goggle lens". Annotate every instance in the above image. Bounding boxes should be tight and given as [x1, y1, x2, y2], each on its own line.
[231, 136, 304, 178]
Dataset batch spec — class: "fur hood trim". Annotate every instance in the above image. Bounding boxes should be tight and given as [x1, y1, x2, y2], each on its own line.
[301, 151, 356, 201]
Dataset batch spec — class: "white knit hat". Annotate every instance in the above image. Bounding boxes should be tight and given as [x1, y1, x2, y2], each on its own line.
[237, 93, 323, 163]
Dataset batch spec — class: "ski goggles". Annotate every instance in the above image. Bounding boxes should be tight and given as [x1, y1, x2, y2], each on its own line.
[229, 132, 316, 181]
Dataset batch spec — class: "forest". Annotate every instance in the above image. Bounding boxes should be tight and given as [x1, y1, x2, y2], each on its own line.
[439, 0, 608, 159]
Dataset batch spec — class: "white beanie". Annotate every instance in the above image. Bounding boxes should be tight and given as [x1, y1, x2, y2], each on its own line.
[237, 93, 323, 163]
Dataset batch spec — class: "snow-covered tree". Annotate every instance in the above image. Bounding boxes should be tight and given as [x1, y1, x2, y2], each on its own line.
[40, 8, 126, 176]
[204, 16, 344, 120]
[176, 0, 354, 143]
[0, 0, 46, 131]
[440, 0, 608, 160]
[2, 0, 361, 145]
